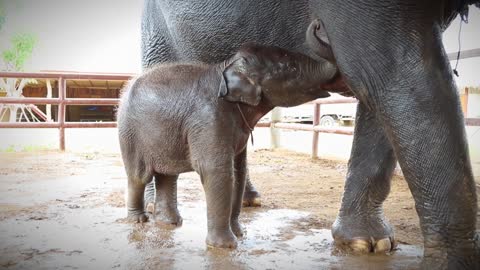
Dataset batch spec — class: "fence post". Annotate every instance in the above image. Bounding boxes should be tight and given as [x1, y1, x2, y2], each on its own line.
[465, 87, 469, 117]
[58, 77, 66, 151]
[46, 79, 53, 121]
[270, 108, 282, 148]
[311, 103, 320, 159]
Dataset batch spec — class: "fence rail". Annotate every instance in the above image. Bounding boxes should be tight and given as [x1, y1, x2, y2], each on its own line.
[0, 72, 132, 150]
[1, 72, 479, 156]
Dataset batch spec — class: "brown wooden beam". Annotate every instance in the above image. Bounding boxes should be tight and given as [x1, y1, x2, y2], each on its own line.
[447, 48, 480, 61]
[63, 98, 120, 105]
[309, 97, 358, 105]
[0, 72, 134, 80]
[0, 97, 61, 104]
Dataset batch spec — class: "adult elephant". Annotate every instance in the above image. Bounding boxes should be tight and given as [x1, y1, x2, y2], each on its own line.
[140, 0, 479, 267]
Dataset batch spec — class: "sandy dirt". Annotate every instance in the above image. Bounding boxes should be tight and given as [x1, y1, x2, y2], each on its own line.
[0, 149, 478, 269]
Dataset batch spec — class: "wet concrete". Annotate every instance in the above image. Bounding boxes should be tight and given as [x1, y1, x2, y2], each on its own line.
[0, 152, 423, 270]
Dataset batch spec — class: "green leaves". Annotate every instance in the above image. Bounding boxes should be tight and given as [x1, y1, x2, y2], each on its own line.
[2, 33, 36, 71]
[0, 1, 36, 71]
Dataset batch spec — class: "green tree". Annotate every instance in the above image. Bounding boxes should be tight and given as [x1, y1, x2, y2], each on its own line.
[2, 33, 36, 71]
[0, 1, 39, 122]
[0, 0, 36, 71]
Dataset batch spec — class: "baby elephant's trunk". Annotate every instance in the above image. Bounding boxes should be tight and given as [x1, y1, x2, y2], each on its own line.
[300, 56, 337, 85]
[277, 18, 338, 88]
[219, 43, 340, 107]
[236, 44, 338, 88]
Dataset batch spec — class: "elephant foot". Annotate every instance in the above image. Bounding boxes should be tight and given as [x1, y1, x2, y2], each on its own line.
[242, 189, 261, 207]
[144, 182, 155, 212]
[231, 220, 244, 238]
[145, 202, 154, 213]
[420, 231, 480, 269]
[153, 207, 183, 227]
[206, 230, 238, 249]
[127, 211, 149, 224]
[332, 213, 395, 254]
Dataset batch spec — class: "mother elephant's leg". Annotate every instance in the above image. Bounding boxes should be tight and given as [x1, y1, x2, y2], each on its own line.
[243, 169, 261, 207]
[319, 1, 478, 267]
[333, 102, 397, 253]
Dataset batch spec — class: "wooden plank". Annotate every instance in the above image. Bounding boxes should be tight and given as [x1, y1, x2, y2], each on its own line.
[0, 72, 134, 80]
[447, 48, 480, 61]
[309, 97, 357, 105]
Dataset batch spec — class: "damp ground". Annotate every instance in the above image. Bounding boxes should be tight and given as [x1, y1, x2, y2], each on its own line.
[1, 149, 479, 269]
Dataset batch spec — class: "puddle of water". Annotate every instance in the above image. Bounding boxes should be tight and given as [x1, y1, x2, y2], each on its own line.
[0, 164, 422, 270]
[0, 199, 422, 270]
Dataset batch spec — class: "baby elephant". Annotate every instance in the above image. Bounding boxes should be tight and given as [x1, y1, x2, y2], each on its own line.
[117, 32, 348, 249]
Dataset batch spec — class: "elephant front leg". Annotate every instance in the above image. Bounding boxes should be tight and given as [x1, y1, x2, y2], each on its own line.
[153, 174, 182, 226]
[231, 149, 247, 238]
[380, 93, 478, 268]
[332, 103, 397, 253]
[200, 165, 237, 249]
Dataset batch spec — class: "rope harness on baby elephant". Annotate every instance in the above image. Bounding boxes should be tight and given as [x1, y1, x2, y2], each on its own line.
[236, 103, 254, 146]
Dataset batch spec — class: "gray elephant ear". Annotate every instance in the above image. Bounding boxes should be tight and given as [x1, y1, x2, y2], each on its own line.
[218, 72, 229, 97]
[218, 59, 262, 106]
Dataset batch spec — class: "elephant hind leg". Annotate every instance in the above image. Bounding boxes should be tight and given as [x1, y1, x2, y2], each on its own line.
[332, 102, 397, 254]
[126, 171, 153, 223]
[152, 174, 182, 226]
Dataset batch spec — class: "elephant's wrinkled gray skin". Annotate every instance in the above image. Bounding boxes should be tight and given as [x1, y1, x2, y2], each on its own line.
[118, 42, 346, 248]
[141, 0, 479, 267]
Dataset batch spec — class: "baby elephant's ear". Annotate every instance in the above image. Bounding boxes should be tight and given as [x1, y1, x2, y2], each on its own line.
[218, 69, 261, 106]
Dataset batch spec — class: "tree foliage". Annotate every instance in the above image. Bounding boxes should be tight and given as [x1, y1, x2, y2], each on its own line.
[0, 1, 39, 123]
[2, 33, 36, 71]
[0, 1, 36, 71]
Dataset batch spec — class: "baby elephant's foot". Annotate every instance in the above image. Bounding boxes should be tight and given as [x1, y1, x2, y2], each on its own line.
[153, 207, 183, 227]
[206, 230, 238, 249]
[231, 220, 244, 238]
[127, 211, 149, 223]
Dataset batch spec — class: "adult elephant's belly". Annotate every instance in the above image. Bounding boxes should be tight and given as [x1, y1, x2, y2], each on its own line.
[157, 0, 313, 63]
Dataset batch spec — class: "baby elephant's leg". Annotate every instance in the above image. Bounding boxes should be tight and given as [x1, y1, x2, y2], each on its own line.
[231, 149, 247, 237]
[198, 162, 237, 248]
[127, 173, 152, 223]
[153, 174, 182, 226]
